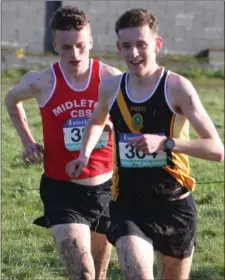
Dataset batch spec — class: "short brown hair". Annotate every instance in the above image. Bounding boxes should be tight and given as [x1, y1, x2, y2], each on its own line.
[50, 5, 90, 32]
[115, 9, 158, 35]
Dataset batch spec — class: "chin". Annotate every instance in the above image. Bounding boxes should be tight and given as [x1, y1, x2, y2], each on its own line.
[69, 66, 80, 73]
[71, 68, 79, 72]
[130, 70, 145, 77]
[128, 66, 144, 77]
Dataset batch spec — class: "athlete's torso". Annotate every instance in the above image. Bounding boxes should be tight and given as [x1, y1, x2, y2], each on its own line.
[39, 59, 113, 181]
[110, 68, 195, 199]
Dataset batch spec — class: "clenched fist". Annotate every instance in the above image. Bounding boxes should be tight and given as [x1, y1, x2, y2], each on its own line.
[66, 156, 89, 178]
[22, 142, 44, 164]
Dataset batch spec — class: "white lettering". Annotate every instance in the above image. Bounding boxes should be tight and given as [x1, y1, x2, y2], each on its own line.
[61, 104, 66, 111]
[53, 99, 96, 116]
[79, 110, 85, 117]
[80, 99, 87, 107]
[88, 100, 95, 107]
[70, 109, 93, 118]
[65, 101, 73, 110]
[86, 109, 92, 117]
[53, 106, 63, 116]
[73, 100, 80, 108]
[71, 110, 78, 117]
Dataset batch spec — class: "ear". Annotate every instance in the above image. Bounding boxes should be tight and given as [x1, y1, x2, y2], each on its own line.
[116, 40, 121, 52]
[89, 36, 93, 50]
[52, 39, 58, 53]
[155, 36, 162, 53]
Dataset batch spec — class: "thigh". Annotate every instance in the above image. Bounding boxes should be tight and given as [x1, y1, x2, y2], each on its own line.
[91, 231, 112, 280]
[116, 235, 154, 280]
[107, 199, 155, 279]
[91, 231, 111, 259]
[156, 247, 194, 280]
[51, 223, 96, 279]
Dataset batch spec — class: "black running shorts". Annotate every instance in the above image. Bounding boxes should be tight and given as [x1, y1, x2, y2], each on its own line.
[107, 176, 197, 259]
[33, 174, 112, 234]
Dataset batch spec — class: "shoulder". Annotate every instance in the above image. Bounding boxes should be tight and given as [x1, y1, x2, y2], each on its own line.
[167, 71, 196, 95]
[28, 68, 54, 92]
[100, 73, 123, 94]
[166, 71, 200, 114]
[99, 74, 123, 106]
[18, 67, 53, 93]
[99, 61, 123, 79]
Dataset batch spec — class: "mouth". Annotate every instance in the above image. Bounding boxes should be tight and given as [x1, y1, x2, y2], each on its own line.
[69, 61, 81, 65]
[129, 59, 144, 66]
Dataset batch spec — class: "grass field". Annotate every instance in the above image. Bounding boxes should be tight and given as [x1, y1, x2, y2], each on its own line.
[2, 71, 224, 280]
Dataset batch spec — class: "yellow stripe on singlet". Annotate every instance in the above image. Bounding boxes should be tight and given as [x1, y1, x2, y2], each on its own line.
[116, 90, 140, 134]
[163, 114, 196, 190]
[169, 114, 175, 137]
[112, 132, 119, 200]
[113, 91, 141, 199]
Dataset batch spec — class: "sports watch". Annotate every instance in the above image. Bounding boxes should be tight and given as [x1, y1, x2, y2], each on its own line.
[164, 137, 175, 152]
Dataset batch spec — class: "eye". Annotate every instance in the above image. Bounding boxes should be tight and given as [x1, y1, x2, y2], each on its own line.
[137, 42, 147, 48]
[77, 43, 85, 49]
[63, 45, 72, 50]
[121, 44, 130, 49]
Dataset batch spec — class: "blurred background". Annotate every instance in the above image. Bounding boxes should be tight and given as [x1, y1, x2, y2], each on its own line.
[1, 2, 224, 280]
[1, 0, 224, 71]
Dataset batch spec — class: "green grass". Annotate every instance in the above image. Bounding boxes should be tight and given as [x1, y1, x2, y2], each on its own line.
[2, 72, 224, 280]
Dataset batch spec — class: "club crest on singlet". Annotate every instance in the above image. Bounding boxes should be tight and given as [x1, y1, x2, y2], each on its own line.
[118, 133, 168, 168]
[63, 117, 109, 151]
[132, 113, 144, 130]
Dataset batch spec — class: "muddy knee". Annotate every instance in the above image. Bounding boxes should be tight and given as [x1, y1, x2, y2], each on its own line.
[59, 237, 95, 279]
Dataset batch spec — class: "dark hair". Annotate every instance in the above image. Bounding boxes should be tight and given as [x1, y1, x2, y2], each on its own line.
[50, 5, 90, 32]
[115, 8, 158, 35]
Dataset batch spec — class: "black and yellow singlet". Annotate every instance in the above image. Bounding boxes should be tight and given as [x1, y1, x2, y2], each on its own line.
[110, 68, 195, 200]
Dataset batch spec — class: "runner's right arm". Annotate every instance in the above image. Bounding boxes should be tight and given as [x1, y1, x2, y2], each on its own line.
[80, 77, 119, 158]
[5, 71, 44, 163]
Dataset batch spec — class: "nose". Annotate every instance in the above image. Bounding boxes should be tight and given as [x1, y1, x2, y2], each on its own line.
[130, 46, 139, 57]
[71, 46, 79, 59]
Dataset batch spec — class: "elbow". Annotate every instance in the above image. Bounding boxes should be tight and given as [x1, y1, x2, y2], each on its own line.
[208, 138, 224, 162]
[5, 92, 13, 109]
[5, 93, 17, 110]
[217, 149, 224, 162]
[215, 143, 224, 162]
[4, 94, 10, 108]
[4, 96, 12, 113]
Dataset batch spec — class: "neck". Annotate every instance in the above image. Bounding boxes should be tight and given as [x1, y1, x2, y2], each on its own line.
[129, 63, 161, 87]
[60, 59, 91, 84]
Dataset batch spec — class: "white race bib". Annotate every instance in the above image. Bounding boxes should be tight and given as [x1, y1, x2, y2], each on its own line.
[118, 133, 167, 168]
[63, 117, 109, 151]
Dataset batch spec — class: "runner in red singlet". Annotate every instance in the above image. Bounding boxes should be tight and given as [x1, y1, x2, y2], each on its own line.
[5, 5, 121, 280]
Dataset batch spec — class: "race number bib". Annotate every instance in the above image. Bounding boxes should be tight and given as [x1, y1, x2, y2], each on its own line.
[63, 117, 109, 151]
[119, 133, 168, 168]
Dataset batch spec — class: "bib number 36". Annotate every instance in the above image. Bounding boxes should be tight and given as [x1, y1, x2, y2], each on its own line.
[125, 144, 145, 159]
[119, 133, 167, 168]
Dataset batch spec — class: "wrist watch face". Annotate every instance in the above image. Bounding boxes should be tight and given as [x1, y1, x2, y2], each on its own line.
[165, 138, 175, 150]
